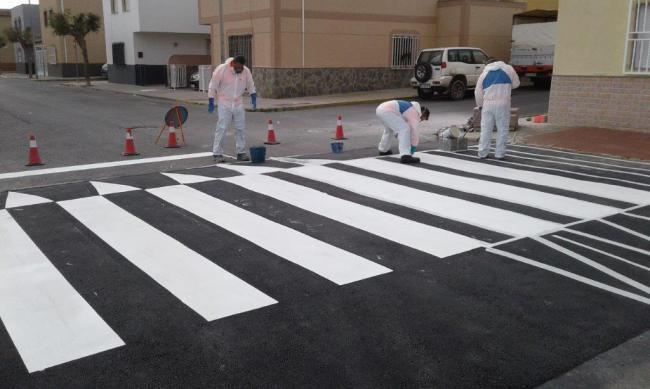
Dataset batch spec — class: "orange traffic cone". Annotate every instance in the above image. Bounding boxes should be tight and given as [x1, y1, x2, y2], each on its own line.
[26, 135, 44, 166]
[165, 127, 180, 148]
[264, 119, 281, 145]
[332, 115, 347, 140]
[123, 128, 139, 156]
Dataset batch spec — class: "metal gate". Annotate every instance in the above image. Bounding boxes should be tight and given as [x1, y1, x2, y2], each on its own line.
[198, 65, 214, 92]
[228, 35, 253, 66]
[35, 47, 48, 78]
[167, 64, 187, 89]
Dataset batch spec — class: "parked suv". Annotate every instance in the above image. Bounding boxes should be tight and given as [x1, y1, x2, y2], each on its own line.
[411, 47, 489, 100]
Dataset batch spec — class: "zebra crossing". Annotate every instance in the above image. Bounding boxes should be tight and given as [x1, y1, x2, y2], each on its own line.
[1, 145, 649, 379]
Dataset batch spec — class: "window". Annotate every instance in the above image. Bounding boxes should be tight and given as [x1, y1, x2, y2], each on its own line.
[417, 50, 443, 66]
[122, 0, 129, 12]
[625, 0, 650, 73]
[228, 35, 253, 67]
[110, 0, 117, 14]
[472, 50, 488, 65]
[43, 11, 48, 27]
[112, 42, 125, 65]
[47, 46, 57, 64]
[391, 35, 419, 69]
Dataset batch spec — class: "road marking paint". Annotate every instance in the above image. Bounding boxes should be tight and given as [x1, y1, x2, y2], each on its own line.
[0, 210, 124, 373]
[534, 236, 650, 295]
[551, 234, 650, 272]
[270, 157, 336, 166]
[0, 152, 214, 181]
[563, 229, 650, 257]
[487, 247, 650, 306]
[90, 181, 140, 196]
[161, 172, 217, 185]
[222, 174, 483, 257]
[217, 165, 286, 175]
[343, 158, 620, 219]
[147, 185, 392, 285]
[415, 153, 650, 204]
[4, 192, 53, 209]
[285, 165, 559, 237]
[59, 196, 277, 321]
[599, 219, 650, 242]
[623, 212, 650, 222]
[508, 144, 650, 167]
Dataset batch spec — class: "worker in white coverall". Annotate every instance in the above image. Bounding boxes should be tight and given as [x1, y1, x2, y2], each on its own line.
[376, 100, 430, 164]
[475, 59, 520, 160]
[208, 55, 257, 162]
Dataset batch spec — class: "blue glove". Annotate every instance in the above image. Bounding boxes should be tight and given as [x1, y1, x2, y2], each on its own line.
[208, 98, 215, 113]
[251, 93, 257, 111]
[410, 145, 417, 155]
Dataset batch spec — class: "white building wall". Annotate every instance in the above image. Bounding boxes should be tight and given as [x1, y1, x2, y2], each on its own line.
[133, 33, 210, 65]
[137, 0, 209, 34]
[102, 0, 140, 65]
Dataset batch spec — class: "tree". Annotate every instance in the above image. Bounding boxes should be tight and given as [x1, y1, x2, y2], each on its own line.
[50, 12, 101, 86]
[4, 27, 35, 79]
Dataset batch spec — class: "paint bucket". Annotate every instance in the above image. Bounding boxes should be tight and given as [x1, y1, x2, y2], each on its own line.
[330, 141, 344, 154]
[249, 146, 266, 163]
[440, 126, 462, 139]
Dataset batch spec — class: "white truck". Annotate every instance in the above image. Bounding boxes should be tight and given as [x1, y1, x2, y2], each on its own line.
[510, 21, 556, 88]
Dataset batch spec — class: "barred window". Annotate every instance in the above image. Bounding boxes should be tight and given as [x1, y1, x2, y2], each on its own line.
[391, 35, 419, 69]
[48, 46, 57, 65]
[228, 35, 253, 67]
[625, 0, 650, 73]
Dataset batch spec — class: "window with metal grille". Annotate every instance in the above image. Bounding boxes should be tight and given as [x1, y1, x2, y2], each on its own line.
[110, 0, 117, 14]
[228, 35, 253, 67]
[625, 0, 650, 73]
[391, 35, 419, 69]
[48, 46, 57, 64]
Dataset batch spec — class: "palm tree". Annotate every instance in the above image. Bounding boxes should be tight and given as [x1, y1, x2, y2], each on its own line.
[49, 12, 101, 86]
[4, 27, 35, 79]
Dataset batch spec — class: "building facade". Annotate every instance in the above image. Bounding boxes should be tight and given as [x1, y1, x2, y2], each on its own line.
[10, 4, 41, 75]
[103, 0, 210, 85]
[0, 10, 16, 72]
[549, 0, 650, 131]
[38, 0, 107, 78]
[198, 0, 526, 98]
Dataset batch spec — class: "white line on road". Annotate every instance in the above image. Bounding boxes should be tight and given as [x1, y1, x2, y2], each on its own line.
[147, 185, 392, 285]
[599, 219, 650, 242]
[508, 144, 650, 167]
[4, 192, 53, 209]
[286, 165, 560, 237]
[551, 235, 650, 272]
[0, 210, 124, 373]
[59, 196, 277, 321]
[222, 174, 484, 257]
[563, 229, 650, 257]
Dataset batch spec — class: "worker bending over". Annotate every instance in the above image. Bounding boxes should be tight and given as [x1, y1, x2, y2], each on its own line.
[376, 100, 430, 164]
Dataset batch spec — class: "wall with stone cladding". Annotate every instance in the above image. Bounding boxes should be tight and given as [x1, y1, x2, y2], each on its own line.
[548, 76, 650, 132]
[252, 67, 412, 98]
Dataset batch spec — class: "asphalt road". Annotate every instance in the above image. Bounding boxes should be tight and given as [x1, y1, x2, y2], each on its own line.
[0, 146, 649, 387]
[0, 77, 549, 190]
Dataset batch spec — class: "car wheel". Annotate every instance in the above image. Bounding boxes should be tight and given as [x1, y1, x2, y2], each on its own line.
[417, 88, 433, 100]
[449, 79, 466, 101]
[414, 63, 433, 83]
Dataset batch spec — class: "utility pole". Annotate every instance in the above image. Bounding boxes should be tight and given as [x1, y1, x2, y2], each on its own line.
[218, 0, 225, 63]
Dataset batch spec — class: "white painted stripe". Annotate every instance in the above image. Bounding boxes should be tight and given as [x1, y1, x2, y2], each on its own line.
[0, 210, 124, 373]
[599, 219, 650, 242]
[147, 185, 392, 285]
[509, 144, 650, 167]
[534, 236, 650, 295]
[552, 235, 650, 272]
[270, 157, 336, 166]
[222, 174, 484, 257]
[218, 165, 286, 175]
[624, 212, 650, 222]
[0, 152, 214, 181]
[90, 181, 140, 196]
[415, 153, 650, 204]
[161, 172, 217, 185]
[487, 248, 650, 305]
[285, 165, 559, 237]
[343, 158, 620, 219]
[563, 229, 650, 257]
[59, 196, 277, 321]
[4, 192, 52, 209]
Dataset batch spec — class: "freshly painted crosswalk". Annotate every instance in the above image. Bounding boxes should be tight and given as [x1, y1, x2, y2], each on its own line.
[1, 144, 650, 375]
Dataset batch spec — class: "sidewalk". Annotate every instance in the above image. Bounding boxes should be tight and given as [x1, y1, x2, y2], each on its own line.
[61, 80, 417, 112]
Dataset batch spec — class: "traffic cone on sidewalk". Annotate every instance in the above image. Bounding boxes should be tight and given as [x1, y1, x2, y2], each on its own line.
[123, 128, 140, 156]
[332, 115, 347, 140]
[165, 127, 180, 148]
[26, 135, 44, 166]
[264, 119, 281, 145]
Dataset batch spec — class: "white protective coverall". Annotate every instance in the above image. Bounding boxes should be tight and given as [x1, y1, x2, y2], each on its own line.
[474, 61, 520, 159]
[376, 100, 422, 156]
[208, 58, 256, 155]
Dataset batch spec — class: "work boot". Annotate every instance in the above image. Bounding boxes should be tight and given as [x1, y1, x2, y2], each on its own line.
[213, 154, 226, 163]
[400, 155, 420, 164]
[494, 155, 507, 161]
[237, 153, 250, 162]
[379, 150, 393, 156]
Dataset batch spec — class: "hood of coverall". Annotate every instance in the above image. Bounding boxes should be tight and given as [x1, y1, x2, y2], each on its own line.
[483, 61, 510, 73]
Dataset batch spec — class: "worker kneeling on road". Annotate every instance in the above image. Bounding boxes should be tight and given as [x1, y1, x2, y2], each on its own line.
[376, 100, 430, 164]
[208, 55, 257, 162]
[475, 59, 520, 160]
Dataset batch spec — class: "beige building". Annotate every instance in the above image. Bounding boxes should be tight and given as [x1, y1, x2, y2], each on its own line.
[0, 10, 16, 72]
[38, 0, 106, 77]
[549, 0, 650, 131]
[199, 0, 527, 98]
